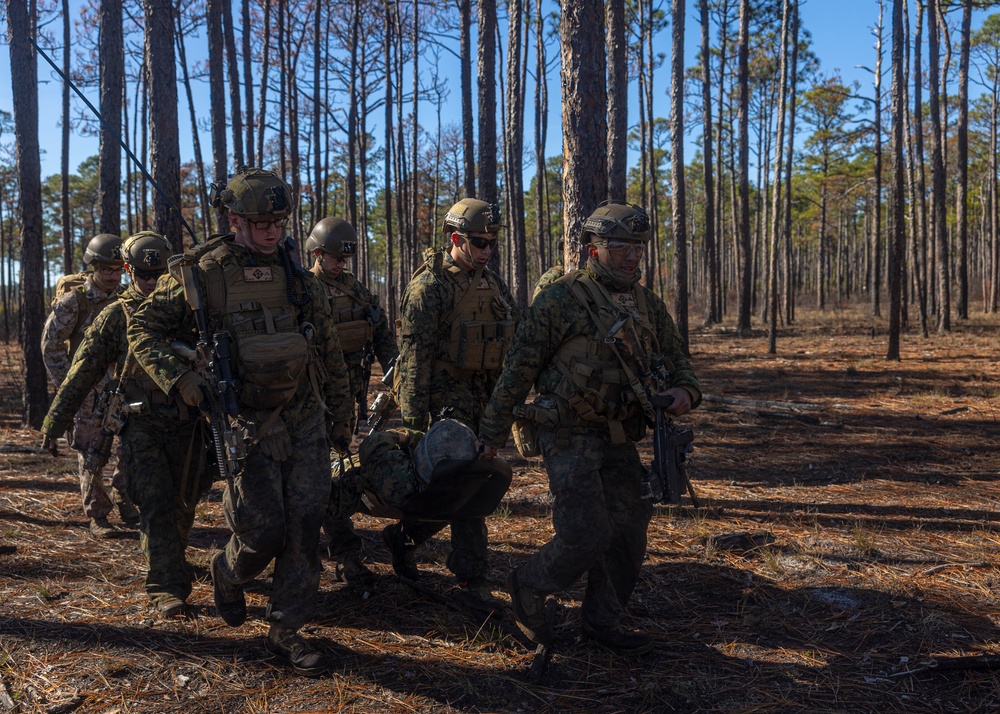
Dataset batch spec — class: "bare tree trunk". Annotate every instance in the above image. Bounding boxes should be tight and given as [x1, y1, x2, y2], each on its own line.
[257, 0, 270, 166]
[736, 0, 752, 335]
[347, 0, 360, 226]
[700, 0, 718, 324]
[911, 0, 930, 333]
[7, 0, 48, 426]
[222, 0, 243, 169]
[783, 0, 799, 325]
[534, 0, 548, 275]
[145, 0, 182, 252]
[887, 0, 905, 360]
[871, 3, 883, 318]
[385, 1, 397, 326]
[208, 0, 229, 233]
[98, 0, 122, 236]
[768, 0, 791, 354]
[176, 20, 211, 240]
[313, 0, 323, 215]
[928, 0, 949, 332]
[411, 0, 420, 247]
[671, 0, 689, 351]
[459, 0, 475, 198]
[478, 0, 498, 205]
[955, 0, 971, 318]
[61, 0, 72, 273]
[606, 0, 627, 199]
[560, 0, 607, 271]
[242, 0, 254, 166]
[277, 0, 287, 174]
[506, 0, 528, 307]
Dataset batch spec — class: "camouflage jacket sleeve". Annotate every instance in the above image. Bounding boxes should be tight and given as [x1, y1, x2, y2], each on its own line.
[41, 303, 124, 437]
[371, 296, 399, 373]
[396, 271, 449, 428]
[301, 271, 354, 423]
[41, 291, 81, 386]
[644, 286, 702, 406]
[127, 275, 198, 395]
[478, 285, 568, 447]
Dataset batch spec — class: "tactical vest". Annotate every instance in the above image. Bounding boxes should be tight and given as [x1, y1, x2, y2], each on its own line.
[54, 273, 120, 359]
[173, 236, 312, 411]
[312, 266, 374, 354]
[546, 271, 659, 443]
[420, 252, 515, 378]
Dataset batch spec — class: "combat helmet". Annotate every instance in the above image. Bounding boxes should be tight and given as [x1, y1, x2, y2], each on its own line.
[83, 233, 124, 268]
[121, 231, 172, 276]
[304, 217, 358, 258]
[413, 419, 478, 484]
[213, 166, 291, 219]
[443, 198, 502, 235]
[582, 200, 651, 243]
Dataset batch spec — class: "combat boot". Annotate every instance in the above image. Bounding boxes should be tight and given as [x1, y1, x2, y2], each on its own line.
[152, 593, 192, 619]
[334, 555, 377, 587]
[211, 552, 246, 627]
[507, 567, 551, 644]
[581, 621, 654, 656]
[454, 578, 505, 613]
[382, 524, 419, 579]
[89, 517, 120, 539]
[265, 626, 327, 676]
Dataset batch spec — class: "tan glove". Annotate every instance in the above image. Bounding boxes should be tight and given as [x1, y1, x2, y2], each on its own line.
[175, 371, 208, 408]
[257, 417, 293, 462]
[327, 420, 353, 455]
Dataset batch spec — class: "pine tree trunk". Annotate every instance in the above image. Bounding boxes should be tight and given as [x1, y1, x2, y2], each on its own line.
[671, 0, 689, 351]
[208, 0, 229, 233]
[955, 0, 971, 318]
[928, 0, 949, 332]
[506, 0, 528, 307]
[61, 0, 72, 273]
[98, 0, 122, 236]
[700, 0, 717, 324]
[768, 0, 791, 354]
[887, 0, 906, 359]
[221, 0, 242, 169]
[736, 0, 752, 335]
[459, 0, 475, 198]
[606, 0, 627, 199]
[242, 0, 254, 166]
[533, 0, 548, 275]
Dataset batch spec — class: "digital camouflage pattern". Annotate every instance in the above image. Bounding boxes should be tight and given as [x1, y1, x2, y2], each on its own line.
[479, 264, 700, 633]
[396, 250, 520, 432]
[127, 237, 352, 629]
[311, 266, 397, 425]
[41, 278, 130, 521]
[531, 264, 565, 303]
[42, 283, 210, 603]
[391, 249, 519, 584]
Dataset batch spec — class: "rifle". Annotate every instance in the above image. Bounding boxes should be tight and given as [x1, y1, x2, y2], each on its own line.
[83, 380, 143, 477]
[365, 358, 397, 435]
[641, 394, 697, 507]
[173, 257, 245, 484]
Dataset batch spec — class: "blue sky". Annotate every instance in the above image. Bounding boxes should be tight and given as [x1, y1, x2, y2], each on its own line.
[0, 0, 996, 182]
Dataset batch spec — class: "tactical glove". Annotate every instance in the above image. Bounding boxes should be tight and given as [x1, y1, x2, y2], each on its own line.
[401, 415, 428, 431]
[328, 420, 353, 455]
[39, 417, 65, 457]
[257, 417, 293, 462]
[176, 370, 208, 408]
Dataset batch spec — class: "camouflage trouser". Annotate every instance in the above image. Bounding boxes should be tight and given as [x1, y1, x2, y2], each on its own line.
[68, 388, 128, 520]
[120, 407, 209, 602]
[519, 430, 653, 632]
[218, 410, 330, 631]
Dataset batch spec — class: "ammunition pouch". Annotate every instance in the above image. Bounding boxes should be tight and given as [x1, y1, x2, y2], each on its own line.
[335, 318, 374, 354]
[237, 331, 309, 409]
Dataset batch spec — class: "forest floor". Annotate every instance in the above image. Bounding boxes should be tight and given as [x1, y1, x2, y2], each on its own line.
[2, 304, 1000, 713]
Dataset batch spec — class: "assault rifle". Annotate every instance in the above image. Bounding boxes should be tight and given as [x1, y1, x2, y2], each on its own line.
[173, 257, 245, 484]
[84, 381, 143, 477]
[641, 394, 697, 506]
[365, 358, 397, 435]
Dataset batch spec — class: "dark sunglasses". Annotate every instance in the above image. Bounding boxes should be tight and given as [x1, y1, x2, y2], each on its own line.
[464, 234, 498, 250]
[132, 269, 164, 281]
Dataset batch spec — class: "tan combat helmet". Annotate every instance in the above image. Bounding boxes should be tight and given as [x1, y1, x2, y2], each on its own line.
[443, 198, 502, 235]
[213, 166, 291, 219]
[413, 419, 478, 484]
[121, 231, 172, 276]
[304, 217, 358, 258]
[83, 233, 124, 268]
[582, 200, 652, 243]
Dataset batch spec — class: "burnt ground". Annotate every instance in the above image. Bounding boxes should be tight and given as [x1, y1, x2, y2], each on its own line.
[2, 304, 1000, 713]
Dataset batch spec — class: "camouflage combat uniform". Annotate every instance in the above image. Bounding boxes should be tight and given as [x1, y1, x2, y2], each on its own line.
[41, 273, 127, 520]
[393, 249, 520, 582]
[479, 263, 701, 633]
[42, 283, 210, 607]
[128, 236, 353, 631]
[532, 264, 565, 303]
[330, 431, 424, 526]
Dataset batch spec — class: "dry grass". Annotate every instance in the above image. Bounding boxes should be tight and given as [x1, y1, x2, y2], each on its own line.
[2, 305, 1000, 712]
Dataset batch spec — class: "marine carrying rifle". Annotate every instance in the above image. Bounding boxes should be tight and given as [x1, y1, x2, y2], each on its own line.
[365, 358, 397, 435]
[172, 256, 245, 484]
[83, 379, 143, 477]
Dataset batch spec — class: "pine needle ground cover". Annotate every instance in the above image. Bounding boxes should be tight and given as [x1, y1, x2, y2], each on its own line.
[2, 306, 999, 713]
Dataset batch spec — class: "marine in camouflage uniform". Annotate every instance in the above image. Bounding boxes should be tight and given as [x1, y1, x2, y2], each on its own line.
[304, 218, 398, 585]
[387, 198, 519, 602]
[479, 201, 701, 656]
[42, 232, 209, 617]
[40, 233, 135, 537]
[532, 239, 567, 303]
[127, 168, 353, 676]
